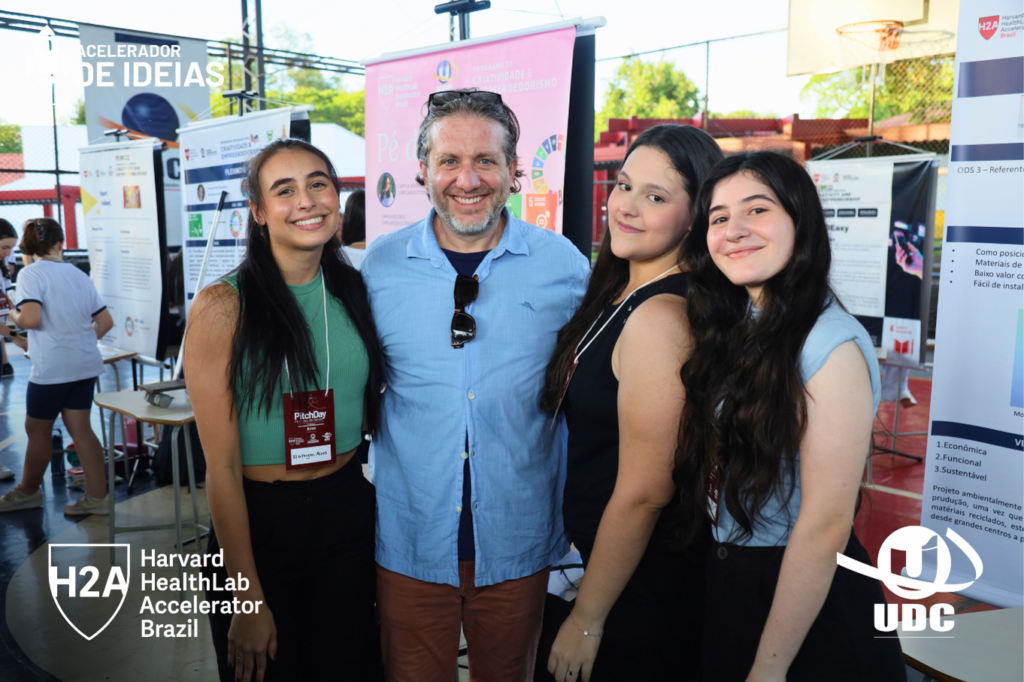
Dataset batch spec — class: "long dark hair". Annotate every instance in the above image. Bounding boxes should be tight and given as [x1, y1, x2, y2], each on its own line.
[342, 190, 365, 245]
[0, 218, 16, 279]
[228, 139, 383, 435]
[540, 124, 722, 413]
[671, 151, 837, 547]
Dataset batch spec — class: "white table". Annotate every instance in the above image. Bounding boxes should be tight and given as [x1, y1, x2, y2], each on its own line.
[93, 388, 206, 586]
[900, 607, 1024, 682]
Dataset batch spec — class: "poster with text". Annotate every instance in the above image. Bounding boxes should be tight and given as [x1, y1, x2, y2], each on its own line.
[179, 109, 292, 312]
[79, 24, 217, 248]
[807, 155, 935, 367]
[80, 138, 164, 357]
[364, 24, 576, 244]
[919, 0, 1024, 608]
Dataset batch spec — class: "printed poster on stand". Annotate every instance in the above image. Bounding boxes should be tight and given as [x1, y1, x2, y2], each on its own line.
[918, 0, 1024, 608]
[178, 108, 295, 312]
[806, 154, 936, 368]
[79, 138, 165, 358]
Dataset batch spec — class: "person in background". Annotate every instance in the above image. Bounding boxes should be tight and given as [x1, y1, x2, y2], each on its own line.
[0, 218, 24, 377]
[880, 365, 917, 407]
[340, 189, 366, 270]
[540, 125, 721, 682]
[186, 138, 383, 681]
[673, 152, 905, 682]
[361, 89, 590, 682]
[0, 218, 26, 481]
[0, 218, 114, 514]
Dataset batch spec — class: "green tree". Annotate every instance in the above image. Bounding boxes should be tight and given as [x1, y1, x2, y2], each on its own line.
[206, 29, 365, 136]
[275, 87, 365, 137]
[0, 119, 22, 154]
[596, 56, 701, 141]
[801, 56, 953, 124]
[58, 99, 86, 126]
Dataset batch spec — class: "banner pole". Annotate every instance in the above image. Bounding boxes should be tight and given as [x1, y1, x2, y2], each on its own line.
[174, 190, 227, 380]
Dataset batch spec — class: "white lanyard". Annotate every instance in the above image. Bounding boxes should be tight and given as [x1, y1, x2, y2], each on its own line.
[284, 267, 331, 398]
[573, 265, 680, 365]
[551, 265, 680, 422]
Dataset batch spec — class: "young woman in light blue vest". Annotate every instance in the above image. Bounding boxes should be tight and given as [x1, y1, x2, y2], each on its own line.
[674, 152, 906, 682]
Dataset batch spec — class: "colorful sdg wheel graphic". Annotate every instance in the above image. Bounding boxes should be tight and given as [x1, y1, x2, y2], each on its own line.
[531, 134, 565, 201]
[230, 210, 244, 238]
[124, 316, 135, 337]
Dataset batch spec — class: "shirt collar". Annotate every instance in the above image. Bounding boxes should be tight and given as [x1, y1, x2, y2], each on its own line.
[407, 207, 530, 262]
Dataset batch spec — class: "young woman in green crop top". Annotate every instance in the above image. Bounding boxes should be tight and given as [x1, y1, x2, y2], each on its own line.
[185, 139, 383, 682]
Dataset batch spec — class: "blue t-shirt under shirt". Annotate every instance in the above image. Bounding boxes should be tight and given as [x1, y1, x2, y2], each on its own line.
[442, 248, 490, 561]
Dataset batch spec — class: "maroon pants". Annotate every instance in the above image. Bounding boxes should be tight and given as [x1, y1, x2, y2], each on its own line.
[377, 561, 548, 682]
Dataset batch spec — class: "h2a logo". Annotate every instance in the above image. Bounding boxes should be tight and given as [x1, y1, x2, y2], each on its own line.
[48, 544, 131, 640]
[979, 16, 999, 40]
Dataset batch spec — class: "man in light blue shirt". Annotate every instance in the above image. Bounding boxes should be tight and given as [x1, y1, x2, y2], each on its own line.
[361, 89, 589, 682]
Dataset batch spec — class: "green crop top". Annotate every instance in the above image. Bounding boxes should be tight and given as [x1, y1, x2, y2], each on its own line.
[221, 270, 369, 465]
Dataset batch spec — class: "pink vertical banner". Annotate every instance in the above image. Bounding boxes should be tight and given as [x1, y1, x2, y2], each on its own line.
[364, 25, 577, 245]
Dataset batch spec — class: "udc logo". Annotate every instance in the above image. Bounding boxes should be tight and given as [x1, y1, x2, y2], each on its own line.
[49, 544, 131, 640]
[434, 60, 458, 83]
[837, 526, 983, 633]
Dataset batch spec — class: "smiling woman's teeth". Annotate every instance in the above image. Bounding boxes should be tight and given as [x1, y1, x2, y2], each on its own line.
[452, 196, 484, 205]
[295, 216, 323, 226]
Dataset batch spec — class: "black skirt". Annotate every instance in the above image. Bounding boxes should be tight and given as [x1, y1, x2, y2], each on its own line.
[702, 531, 906, 682]
[536, 530, 707, 681]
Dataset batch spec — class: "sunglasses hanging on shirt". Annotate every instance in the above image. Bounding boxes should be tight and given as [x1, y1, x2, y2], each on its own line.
[451, 274, 479, 349]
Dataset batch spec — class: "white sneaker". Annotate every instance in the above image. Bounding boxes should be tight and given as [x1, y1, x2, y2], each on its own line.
[0, 485, 43, 512]
[64, 493, 111, 516]
[900, 387, 918, 408]
[0, 463, 14, 481]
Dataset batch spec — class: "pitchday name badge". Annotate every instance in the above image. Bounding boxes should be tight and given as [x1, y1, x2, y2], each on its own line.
[284, 389, 337, 470]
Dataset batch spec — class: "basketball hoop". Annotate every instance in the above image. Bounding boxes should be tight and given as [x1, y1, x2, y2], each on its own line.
[836, 20, 904, 52]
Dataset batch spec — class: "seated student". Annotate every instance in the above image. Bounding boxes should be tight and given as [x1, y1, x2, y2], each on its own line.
[673, 152, 905, 682]
[186, 138, 383, 681]
[0, 218, 114, 514]
[540, 124, 721, 682]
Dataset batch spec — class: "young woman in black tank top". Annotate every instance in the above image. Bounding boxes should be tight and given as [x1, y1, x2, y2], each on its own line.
[539, 125, 723, 681]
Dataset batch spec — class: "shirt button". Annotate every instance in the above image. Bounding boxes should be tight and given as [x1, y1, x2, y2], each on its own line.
[461, 451, 468, 459]
[717, 546, 728, 560]
[474, 502, 479, 511]
[472, 450, 476, 457]
[456, 506, 462, 513]
[468, 391, 475, 400]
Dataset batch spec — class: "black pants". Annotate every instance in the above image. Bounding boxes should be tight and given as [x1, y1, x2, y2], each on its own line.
[702, 531, 906, 682]
[204, 456, 379, 681]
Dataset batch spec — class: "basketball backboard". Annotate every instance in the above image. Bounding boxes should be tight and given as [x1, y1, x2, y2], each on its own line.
[787, 0, 960, 75]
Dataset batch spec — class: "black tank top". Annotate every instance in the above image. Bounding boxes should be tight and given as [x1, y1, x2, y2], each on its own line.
[563, 272, 687, 545]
